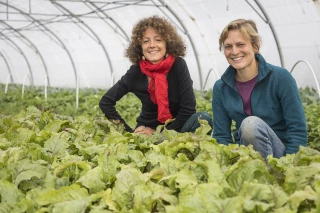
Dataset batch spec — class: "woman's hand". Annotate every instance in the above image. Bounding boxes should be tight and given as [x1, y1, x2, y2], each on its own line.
[134, 126, 155, 136]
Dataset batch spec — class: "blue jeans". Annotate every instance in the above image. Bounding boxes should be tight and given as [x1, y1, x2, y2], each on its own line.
[180, 112, 213, 134]
[238, 116, 285, 159]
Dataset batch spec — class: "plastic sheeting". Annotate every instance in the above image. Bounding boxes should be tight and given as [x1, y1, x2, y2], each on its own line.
[0, 0, 320, 91]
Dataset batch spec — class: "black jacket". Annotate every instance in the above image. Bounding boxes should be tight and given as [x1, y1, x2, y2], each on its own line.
[99, 57, 196, 132]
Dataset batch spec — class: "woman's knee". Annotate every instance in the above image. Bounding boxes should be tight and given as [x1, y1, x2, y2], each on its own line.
[180, 111, 212, 133]
[197, 111, 213, 126]
[240, 116, 264, 130]
[239, 116, 264, 141]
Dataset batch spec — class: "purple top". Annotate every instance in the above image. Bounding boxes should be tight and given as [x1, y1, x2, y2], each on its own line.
[235, 76, 258, 115]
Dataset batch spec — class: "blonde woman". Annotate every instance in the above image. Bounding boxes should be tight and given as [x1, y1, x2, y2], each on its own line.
[212, 19, 307, 159]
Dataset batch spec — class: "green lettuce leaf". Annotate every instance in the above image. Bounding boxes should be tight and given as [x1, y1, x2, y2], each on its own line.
[98, 151, 120, 185]
[289, 185, 317, 211]
[111, 167, 146, 210]
[53, 160, 92, 182]
[283, 163, 320, 194]
[44, 120, 71, 133]
[0, 179, 25, 206]
[42, 132, 70, 160]
[225, 158, 274, 192]
[240, 181, 288, 212]
[0, 147, 25, 169]
[51, 196, 91, 213]
[6, 127, 36, 146]
[77, 166, 105, 193]
[13, 159, 47, 187]
[293, 146, 320, 166]
[10, 197, 35, 213]
[36, 184, 89, 206]
[0, 202, 12, 213]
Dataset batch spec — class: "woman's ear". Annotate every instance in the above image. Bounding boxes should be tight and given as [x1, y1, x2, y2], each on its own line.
[253, 45, 259, 54]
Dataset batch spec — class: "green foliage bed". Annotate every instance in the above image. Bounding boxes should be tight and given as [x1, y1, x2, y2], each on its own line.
[0, 84, 320, 213]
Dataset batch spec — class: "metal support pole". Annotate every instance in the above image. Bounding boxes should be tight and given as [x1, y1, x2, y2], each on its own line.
[290, 60, 320, 100]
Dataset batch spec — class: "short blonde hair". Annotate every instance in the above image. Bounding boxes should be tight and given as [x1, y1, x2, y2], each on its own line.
[219, 19, 261, 52]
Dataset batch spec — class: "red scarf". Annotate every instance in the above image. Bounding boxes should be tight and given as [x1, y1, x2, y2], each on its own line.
[139, 55, 175, 123]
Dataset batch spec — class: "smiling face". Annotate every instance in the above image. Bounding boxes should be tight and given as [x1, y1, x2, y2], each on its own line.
[141, 27, 167, 64]
[223, 29, 257, 72]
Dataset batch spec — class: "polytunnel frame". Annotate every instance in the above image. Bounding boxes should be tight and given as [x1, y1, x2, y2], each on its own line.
[290, 60, 320, 100]
[50, 0, 116, 103]
[0, 50, 13, 93]
[50, 0, 136, 105]
[0, 21, 54, 99]
[0, 2, 80, 103]
[158, 0, 285, 89]
[84, 1, 131, 86]
[89, 0, 204, 87]
[45, 0, 205, 92]
[0, 20, 47, 86]
[48, 0, 163, 87]
[51, 0, 205, 89]
[83, 2, 130, 42]
[0, 31, 33, 86]
[248, 0, 284, 67]
[1, 0, 207, 90]
[1, 0, 303, 103]
[156, 0, 204, 89]
[50, 1, 115, 108]
[0, 2, 74, 84]
[0, 0, 136, 108]
[0, 23, 35, 86]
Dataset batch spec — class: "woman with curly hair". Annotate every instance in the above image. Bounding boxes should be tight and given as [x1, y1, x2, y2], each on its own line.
[99, 15, 212, 136]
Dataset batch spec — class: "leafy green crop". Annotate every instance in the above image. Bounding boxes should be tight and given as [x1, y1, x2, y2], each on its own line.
[0, 84, 320, 212]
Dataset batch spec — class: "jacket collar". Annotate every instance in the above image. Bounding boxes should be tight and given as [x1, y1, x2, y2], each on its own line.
[221, 54, 272, 88]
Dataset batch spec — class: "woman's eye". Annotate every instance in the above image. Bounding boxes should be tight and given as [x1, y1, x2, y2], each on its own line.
[238, 43, 245, 47]
[224, 46, 231, 50]
[143, 40, 149, 43]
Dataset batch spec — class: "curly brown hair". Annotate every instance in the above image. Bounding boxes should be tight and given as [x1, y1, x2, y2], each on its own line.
[125, 15, 186, 64]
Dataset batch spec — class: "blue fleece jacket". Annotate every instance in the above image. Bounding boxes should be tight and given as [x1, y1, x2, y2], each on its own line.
[212, 54, 307, 154]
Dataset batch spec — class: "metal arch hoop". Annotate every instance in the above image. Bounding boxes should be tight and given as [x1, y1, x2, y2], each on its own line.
[85, 2, 130, 42]
[0, 32, 32, 85]
[51, 1, 117, 107]
[157, 0, 204, 89]
[0, 23, 50, 87]
[5, 73, 12, 94]
[290, 60, 320, 100]
[0, 51, 13, 83]
[51, 1, 115, 84]
[85, 1, 131, 86]
[0, 24, 50, 99]
[22, 74, 32, 98]
[0, 51, 13, 94]
[0, 2, 80, 106]
[0, 2, 78, 90]
[246, 0, 285, 68]
[202, 68, 220, 91]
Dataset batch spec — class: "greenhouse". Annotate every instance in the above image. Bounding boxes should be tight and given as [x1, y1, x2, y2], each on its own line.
[1, 0, 320, 212]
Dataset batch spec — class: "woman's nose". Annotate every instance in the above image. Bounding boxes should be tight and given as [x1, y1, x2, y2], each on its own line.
[231, 46, 239, 54]
[149, 39, 155, 47]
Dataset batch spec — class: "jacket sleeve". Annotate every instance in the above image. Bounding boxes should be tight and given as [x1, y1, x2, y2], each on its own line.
[212, 80, 233, 145]
[277, 70, 308, 154]
[99, 69, 133, 132]
[165, 59, 196, 131]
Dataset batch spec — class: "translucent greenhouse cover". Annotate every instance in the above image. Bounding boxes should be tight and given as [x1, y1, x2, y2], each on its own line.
[0, 0, 320, 93]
